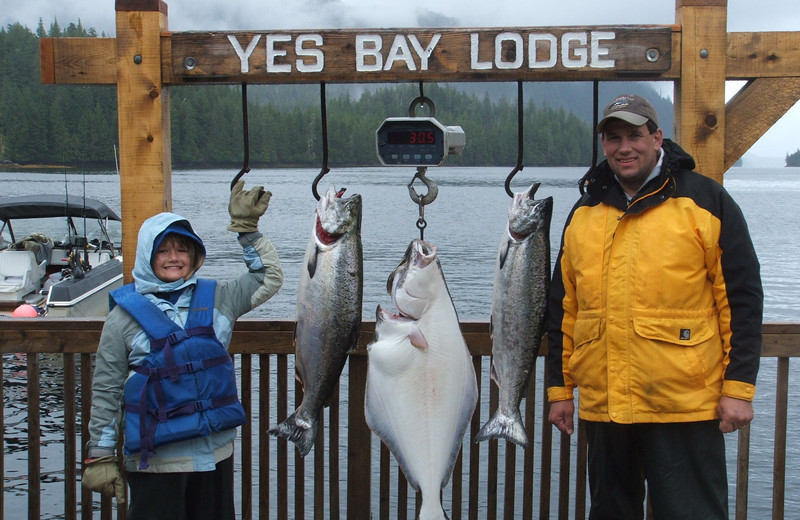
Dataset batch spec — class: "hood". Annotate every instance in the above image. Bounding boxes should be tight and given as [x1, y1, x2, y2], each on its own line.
[582, 138, 696, 212]
[132, 212, 206, 295]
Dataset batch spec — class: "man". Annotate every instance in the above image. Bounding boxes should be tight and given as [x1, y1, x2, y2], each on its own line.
[546, 93, 763, 519]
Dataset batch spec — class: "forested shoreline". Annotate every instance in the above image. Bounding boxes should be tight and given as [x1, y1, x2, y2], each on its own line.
[3, 19, 683, 169]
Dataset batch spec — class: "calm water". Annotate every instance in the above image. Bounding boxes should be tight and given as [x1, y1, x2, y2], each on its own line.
[2, 166, 799, 518]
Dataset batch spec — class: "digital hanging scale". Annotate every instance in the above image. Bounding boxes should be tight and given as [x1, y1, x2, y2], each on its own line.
[375, 97, 466, 166]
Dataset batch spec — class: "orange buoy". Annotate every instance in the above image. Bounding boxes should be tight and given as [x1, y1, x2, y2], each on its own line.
[11, 304, 40, 317]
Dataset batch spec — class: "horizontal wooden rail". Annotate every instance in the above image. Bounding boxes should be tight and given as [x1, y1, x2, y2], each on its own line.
[1, 320, 797, 519]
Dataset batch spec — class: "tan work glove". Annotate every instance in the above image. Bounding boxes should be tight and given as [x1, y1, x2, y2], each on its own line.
[227, 179, 272, 233]
[82, 455, 126, 503]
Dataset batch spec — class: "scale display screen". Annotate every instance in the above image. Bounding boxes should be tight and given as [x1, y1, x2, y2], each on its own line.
[386, 130, 437, 145]
[376, 117, 464, 166]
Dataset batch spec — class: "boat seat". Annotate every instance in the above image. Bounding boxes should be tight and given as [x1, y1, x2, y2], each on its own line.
[86, 251, 112, 266]
[0, 250, 47, 300]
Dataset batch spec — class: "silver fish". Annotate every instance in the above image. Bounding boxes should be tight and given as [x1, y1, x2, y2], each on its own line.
[268, 186, 363, 456]
[365, 239, 478, 520]
[475, 183, 552, 447]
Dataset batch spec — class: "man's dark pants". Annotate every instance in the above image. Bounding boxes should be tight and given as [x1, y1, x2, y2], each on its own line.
[585, 420, 728, 520]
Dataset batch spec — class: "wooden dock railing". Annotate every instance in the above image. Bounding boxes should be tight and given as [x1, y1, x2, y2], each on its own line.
[1, 319, 798, 519]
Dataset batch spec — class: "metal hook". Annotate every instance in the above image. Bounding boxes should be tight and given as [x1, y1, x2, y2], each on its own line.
[408, 167, 438, 206]
[408, 96, 436, 118]
[504, 80, 524, 197]
[312, 82, 330, 201]
[408, 167, 438, 241]
[230, 82, 250, 190]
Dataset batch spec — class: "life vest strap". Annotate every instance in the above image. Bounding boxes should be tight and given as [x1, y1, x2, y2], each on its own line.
[131, 353, 232, 382]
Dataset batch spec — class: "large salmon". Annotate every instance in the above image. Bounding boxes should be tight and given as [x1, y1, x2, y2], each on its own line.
[475, 183, 552, 447]
[268, 186, 363, 456]
[365, 239, 478, 520]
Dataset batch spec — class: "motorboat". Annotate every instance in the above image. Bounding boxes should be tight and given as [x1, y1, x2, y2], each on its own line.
[0, 194, 123, 317]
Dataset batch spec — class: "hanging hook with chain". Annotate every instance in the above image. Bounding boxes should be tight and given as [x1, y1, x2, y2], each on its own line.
[230, 82, 251, 190]
[311, 82, 331, 201]
[407, 167, 438, 241]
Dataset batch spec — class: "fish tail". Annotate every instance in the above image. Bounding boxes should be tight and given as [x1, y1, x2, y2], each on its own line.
[267, 413, 318, 457]
[417, 499, 449, 520]
[474, 409, 529, 448]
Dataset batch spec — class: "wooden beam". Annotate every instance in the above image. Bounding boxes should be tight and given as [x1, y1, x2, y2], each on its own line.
[727, 32, 800, 79]
[724, 77, 800, 170]
[675, 0, 728, 183]
[39, 28, 800, 87]
[39, 38, 117, 85]
[115, 3, 171, 282]
[162, 26, 673, 84]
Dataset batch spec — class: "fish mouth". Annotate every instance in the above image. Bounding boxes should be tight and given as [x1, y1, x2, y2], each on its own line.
[376, 304, 414, 323]
[315, 215, 344, 245]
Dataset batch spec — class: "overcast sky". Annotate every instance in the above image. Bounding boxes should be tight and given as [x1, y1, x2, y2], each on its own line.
[4, 0, 799, 164]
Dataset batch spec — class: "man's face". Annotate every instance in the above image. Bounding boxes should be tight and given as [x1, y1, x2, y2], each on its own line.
[601, 119, 663, 195]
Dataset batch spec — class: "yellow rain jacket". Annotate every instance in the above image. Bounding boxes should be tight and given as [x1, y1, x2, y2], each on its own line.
[547, 139, 762, 423]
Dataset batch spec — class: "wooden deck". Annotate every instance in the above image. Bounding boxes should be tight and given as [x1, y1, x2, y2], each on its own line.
[1, 319, 798, 519]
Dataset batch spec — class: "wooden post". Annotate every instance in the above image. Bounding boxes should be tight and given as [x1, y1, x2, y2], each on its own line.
[115, 0, 171, 281]
[675, 0, 728, 183]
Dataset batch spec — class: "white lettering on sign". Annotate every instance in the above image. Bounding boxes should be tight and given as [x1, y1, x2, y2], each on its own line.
[470, 30, 617, 70]
[470, 33, 491, 70]
[591, 31, 615, 68]
[296, 34, 324, 72]
[266, 34, 292, 72]
[529, 34, 557, 68]
[227, 33, 325, 73]
[495, 32, 524, 69]
[356, 34, 442, 72]
[408, 34, 440, 70]
[562, 32, 587, 68]
[356, 35, 383, 71]
[222, 30, 621, 75]
[228, 34, 262, 73]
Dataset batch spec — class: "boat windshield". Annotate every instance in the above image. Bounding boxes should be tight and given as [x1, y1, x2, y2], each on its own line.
[2, 217, 121, 253]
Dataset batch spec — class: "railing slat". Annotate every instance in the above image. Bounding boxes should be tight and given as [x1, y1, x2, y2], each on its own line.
[64, 353, 77, 520]
[240, 354, 253, 520]
[329, 385, 340, 520]
[346, 354, 371, 519]
[27, 353, 41, 519]
[80, 353, 93, 520]
[487, 373, 499, 520]
[735, 423, 751, 520]
[539, 379, 553, 520]
[294, 378, 305, 518]
[468, 355, 482, 520]
[276, 354, 288, 519]
[379, 443, 390, 519]
[0, 350, 4, 520]
[522, 362, 537, 520]
[772, 357, 789, 520]
[258, 353, 270, 520]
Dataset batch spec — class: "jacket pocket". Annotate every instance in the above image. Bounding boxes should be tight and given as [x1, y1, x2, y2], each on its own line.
[631, 312, 722, 399]
[568, 314, 603, 384]
[632, 313, 716, 347]
[573, 313, 602, 349]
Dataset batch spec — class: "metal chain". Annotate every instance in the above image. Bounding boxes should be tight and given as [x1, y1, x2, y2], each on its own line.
[407, 167, 438, 241]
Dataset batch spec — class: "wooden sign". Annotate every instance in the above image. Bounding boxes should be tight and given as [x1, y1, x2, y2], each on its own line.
[166, 26, 673, 83]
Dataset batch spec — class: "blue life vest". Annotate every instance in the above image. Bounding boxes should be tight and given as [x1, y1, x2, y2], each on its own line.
[110, 279, 246, 469]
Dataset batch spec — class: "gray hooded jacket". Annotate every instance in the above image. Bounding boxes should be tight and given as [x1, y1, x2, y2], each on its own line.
[87, 212, 283, 472]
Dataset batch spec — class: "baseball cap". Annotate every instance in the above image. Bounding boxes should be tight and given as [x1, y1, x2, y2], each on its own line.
[151, 220, 206, 262]
[596, 94, 659, 134]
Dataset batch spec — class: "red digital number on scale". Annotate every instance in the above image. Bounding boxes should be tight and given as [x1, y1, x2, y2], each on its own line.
[409, 131, 435, 144]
